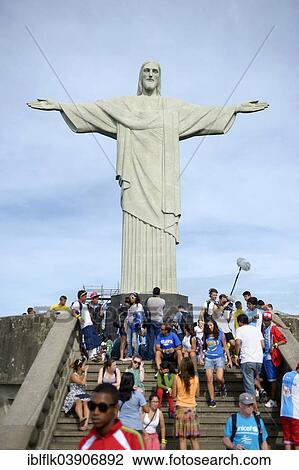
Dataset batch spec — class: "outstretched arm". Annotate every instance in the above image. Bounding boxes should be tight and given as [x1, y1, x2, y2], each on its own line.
[236, 101, 269, 113]
[27, 98, 61, 111]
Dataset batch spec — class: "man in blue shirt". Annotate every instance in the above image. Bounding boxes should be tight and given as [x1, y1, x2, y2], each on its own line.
[155, 323, 182, 370]
[223, 393, 269, 450]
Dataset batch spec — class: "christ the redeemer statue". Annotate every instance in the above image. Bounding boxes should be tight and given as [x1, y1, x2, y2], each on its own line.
[27, 61, 268, 294]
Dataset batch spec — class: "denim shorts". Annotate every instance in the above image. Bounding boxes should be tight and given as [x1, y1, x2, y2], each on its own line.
[204, 356, 225, 369]
[262, 359, 277, 382]
[240, 362, 262, 395]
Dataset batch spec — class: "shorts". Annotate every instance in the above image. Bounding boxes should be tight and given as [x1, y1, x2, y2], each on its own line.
[119, 327, 127, 337]
[240, 362, 262, 395]
[224, 332, 234, 342]
[262, 359, 277, 382]
[163, 352, 175, 362]
[204, 356, 225, 369]
[280, 416, 299, 446]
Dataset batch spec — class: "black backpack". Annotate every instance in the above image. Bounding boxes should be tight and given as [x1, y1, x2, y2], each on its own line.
[230, 412, 263, 449]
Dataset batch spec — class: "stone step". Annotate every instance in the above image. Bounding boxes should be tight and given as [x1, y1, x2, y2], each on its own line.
[52, 427, 282, 438]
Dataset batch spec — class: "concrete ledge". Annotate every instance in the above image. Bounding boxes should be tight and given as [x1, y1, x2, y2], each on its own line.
[0, 312, 76, 449]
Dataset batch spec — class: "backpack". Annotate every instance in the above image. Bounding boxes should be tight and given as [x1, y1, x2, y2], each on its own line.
[230, 412, 263, 449]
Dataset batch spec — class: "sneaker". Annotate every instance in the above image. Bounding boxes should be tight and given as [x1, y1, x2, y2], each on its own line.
[259, 389, 268, 403]
[208, 400, 217, 408]
[264, 399, 277, 408]
[220, 385, 227, 398]
[154, 372, 158, 378]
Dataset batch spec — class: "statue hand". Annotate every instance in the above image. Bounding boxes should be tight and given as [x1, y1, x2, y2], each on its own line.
[27, 98, 61, 111]
[236, 101, 269, 113]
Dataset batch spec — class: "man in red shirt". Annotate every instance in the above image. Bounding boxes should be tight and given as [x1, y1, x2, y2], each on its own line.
[79, 383, 144, 450]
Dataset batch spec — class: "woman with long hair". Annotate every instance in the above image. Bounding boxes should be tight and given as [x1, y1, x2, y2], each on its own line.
[125, 353, 145, 393]
[97, 358, 121, 389]
[142, 394, 166, 450]
[181, 324, 198, 371]
[173, 357, 200, 450]
[125, 292, 144, 358]
[200, 318, 232, 408]
[63, 358, 90, 431]
[118, 372, 149, 433]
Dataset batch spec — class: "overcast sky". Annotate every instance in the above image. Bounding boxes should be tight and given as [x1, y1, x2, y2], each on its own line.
[1, 0, 298, 315]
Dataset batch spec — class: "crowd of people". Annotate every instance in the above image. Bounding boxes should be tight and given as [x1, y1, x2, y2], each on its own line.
[55, 286, 298, 451]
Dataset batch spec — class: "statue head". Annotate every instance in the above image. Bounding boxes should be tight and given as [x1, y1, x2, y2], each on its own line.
[137, 60, 161, 96]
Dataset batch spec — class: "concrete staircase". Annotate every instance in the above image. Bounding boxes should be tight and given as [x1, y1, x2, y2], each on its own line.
[49, 361, 282, 450]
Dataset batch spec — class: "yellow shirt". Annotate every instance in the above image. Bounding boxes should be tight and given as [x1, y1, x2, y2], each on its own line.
[175, 375, 198, 407]
[234, 309, 244, 331]
[50, 303, 70, 312]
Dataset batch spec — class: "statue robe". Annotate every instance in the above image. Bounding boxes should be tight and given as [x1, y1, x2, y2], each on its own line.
[60, 96, 236, 293]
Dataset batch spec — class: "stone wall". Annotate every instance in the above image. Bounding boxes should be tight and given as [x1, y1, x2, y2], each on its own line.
[0, 314, 56, 385]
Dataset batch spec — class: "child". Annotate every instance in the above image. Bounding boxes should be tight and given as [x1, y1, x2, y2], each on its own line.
[156, 361, 175, 418]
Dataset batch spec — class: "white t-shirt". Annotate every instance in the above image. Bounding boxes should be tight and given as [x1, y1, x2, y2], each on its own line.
[203, 300, 217, 316]
[235, 325, 264, 364]
[72, 300, 93, 328]
[214, 310, 234, 334]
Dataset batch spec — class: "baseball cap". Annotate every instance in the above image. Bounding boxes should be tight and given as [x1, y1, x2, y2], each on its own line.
[263, 311, 272, 320]
[239, 392, 255, 405]
[90, 292, 99, 299]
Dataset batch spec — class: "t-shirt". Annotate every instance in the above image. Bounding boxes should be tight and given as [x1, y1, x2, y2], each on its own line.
[224, 413, 268, 450]
[50, 303, 70, 312]
[214, 308, 234, 334]
[79, 419, 144, 450]
[146, 296, 165, 323]
[118, 390, 147, 430]
[233, 309, 244, 332]
[263, 324, 272, 360]
[156, 331, 181, 351]
[175, 375, 199, 407]
[235, 325, 264, 364]
[246, 308, 263, 329]
[72, 300, 93, 328]
[205, 330, 225, 359]
[280, 371, 299, 420]
[203, 299, 217, 317]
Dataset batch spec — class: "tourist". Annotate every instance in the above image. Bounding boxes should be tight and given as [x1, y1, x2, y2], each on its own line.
[201, 288, 219, 323]
[235, 314, 265, 404]
[88, 292, 103, 337]
[118, 372, 149, 434]
[233, 301, 244, 333]
[142, 394, 166, 450]
[242, 291, 252, 303]
[145, 287, 165, 360]
[125, 353, 145, 393]
[173, 357, 200, 450]
[170, 305, 188, 341]
[223, 392, 269, 450]
[49, 295, 70, 313]
[97, 358, 121, 389]
[71, 290, 100, 362]
[262, 311, 287, 408]
[117, 296, 130, 360]
[27, 307, 36, 316]
[125, 292, 144, 358]
[213, 294, 235, 353]
[194, 319, 204, 363]
[200, 318, 231, 407]
[79, 383, 144, 450]
[156, 361, 176, 418]
[155, 324, 182, 370]
[280, 362, 299, 450]
[245, 297, 263, 328]
[181, 324, 198, 371]
[63, 359, 90, 431]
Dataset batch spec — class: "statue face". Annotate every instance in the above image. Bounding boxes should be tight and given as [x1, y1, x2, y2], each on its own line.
[141, 62, 160, 94]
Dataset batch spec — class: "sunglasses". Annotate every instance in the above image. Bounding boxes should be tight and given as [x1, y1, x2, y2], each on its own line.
[133, 360, 141, 365]
[88, 401, 117, 412]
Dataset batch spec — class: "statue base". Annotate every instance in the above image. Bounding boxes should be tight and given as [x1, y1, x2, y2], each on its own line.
[110, 292, 193, 323]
